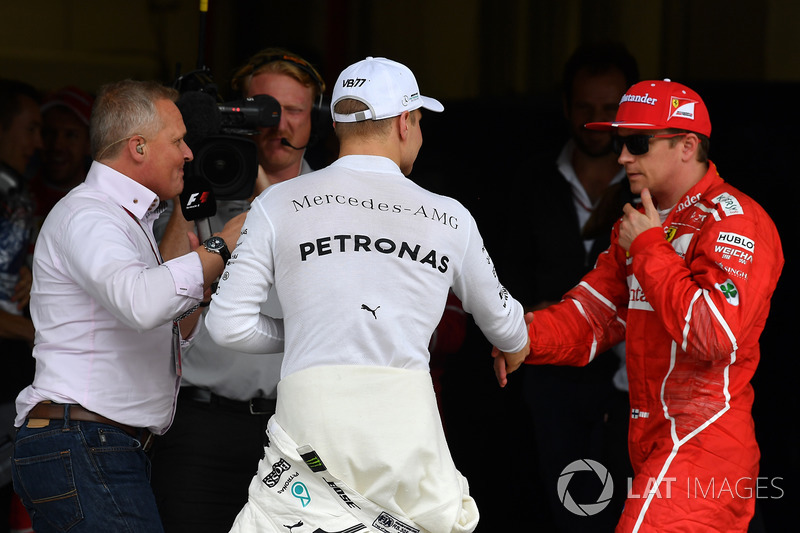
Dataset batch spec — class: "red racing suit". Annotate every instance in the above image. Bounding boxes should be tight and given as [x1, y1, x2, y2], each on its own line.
[526, 162, 783, 532]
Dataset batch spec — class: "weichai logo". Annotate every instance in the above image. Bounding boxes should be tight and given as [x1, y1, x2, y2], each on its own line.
[714, 245, 753, 264]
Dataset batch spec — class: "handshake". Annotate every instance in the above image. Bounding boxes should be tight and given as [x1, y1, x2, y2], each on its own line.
[492, 311, 534, 388]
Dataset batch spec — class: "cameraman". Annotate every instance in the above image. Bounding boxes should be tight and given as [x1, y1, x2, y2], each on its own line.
[150, 47, 327, 533]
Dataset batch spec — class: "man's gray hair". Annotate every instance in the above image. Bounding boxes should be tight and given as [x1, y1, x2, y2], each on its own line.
[91, 79, 178, 160]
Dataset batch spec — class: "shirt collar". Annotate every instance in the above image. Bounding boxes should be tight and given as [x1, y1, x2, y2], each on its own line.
[331, 155, 403, 175]
[557, 139, 627, 193]
[84, 161, 161, 219]
[300, 158, 314, 176]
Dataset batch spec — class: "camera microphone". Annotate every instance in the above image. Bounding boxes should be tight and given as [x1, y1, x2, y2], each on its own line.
[280, 138, 307, 150]
[176, 91, 221, 151]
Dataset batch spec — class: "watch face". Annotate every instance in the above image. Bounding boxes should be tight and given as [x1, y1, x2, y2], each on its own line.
[205, 236, 230, 263]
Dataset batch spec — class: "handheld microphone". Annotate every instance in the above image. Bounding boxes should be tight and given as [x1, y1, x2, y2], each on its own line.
[179, 175, 217, 241]
[280, 137, 307, 150]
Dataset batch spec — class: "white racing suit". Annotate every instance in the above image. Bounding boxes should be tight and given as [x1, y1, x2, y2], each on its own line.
[229, 366, 479, 533]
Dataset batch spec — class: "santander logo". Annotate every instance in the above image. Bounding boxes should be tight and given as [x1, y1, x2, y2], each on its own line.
[675, 193, 701, 213]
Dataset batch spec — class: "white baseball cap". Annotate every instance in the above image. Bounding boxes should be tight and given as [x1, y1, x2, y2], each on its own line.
[331, 56, 444, 123]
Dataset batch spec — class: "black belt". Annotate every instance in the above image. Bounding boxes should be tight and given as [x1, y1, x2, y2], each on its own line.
[180, 387, 276, 415]
[27, 402, 154, 451]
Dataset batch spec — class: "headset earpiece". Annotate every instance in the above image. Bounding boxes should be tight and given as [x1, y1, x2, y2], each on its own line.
[309, 93, 331, 148]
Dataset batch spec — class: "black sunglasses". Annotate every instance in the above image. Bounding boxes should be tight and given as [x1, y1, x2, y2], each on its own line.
[612, 133, 688, 156]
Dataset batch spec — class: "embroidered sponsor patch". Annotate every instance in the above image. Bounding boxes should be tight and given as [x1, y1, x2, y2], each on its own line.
[675, 192, 701, 212]
[670, 234, 693, 258]
[712, 193, 744, 216]
[322, 477, 361, 510]
[291, 481, 311, 507]
[262, 458, 291, 488]
[714, 245, 753, 265]
[620, 92, 657, 105]
[299, 446, 327, 473]
[717, 262, 748, 280]
[373, 512, 420, 533]
[627, 274, 654, 311]
[716, 231, 755, 252]
[715, 279, 740, 306]
[669, 97, 697, 120]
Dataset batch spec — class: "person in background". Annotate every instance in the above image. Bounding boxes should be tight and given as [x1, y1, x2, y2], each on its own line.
[205, 56, 529, 533]
[11, 79, 244, 532]
[500, 79, 784, 532]
[28, 85, 94, 238]
[6, 84, 94, 533]
[0, 77, 41, 533]
[0, 79, 39, 352]
[150, 47, 327, 533]
[497, 42, 639, 531]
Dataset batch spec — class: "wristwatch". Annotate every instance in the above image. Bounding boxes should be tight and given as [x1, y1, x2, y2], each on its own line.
[203, 236, 231, 264]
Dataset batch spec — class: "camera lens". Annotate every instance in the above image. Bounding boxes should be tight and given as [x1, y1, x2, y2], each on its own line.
[191, 135, 258, 200]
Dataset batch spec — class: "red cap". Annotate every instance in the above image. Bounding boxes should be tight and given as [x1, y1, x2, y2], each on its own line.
[41, 86, 95, 126]
[585, 79, 711, 137]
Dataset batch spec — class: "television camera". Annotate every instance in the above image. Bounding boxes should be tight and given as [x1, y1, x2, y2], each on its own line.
[173, 67, 281, 222]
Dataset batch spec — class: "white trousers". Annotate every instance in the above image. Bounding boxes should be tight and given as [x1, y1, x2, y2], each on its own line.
[229, 365, 479, 533]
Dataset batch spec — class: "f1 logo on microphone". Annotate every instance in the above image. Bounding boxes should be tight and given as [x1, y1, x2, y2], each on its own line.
[186, 191, 210, 209]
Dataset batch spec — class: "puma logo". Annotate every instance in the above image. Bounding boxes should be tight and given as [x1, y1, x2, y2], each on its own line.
[361, 304, 380, 319]
[284, 521, 303, 532]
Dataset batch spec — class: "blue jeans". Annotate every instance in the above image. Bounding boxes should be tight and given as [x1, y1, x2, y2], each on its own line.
[11, 414, 164, 533]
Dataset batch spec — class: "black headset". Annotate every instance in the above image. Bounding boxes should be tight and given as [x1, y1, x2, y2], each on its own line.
[247, 52, 329, 148]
